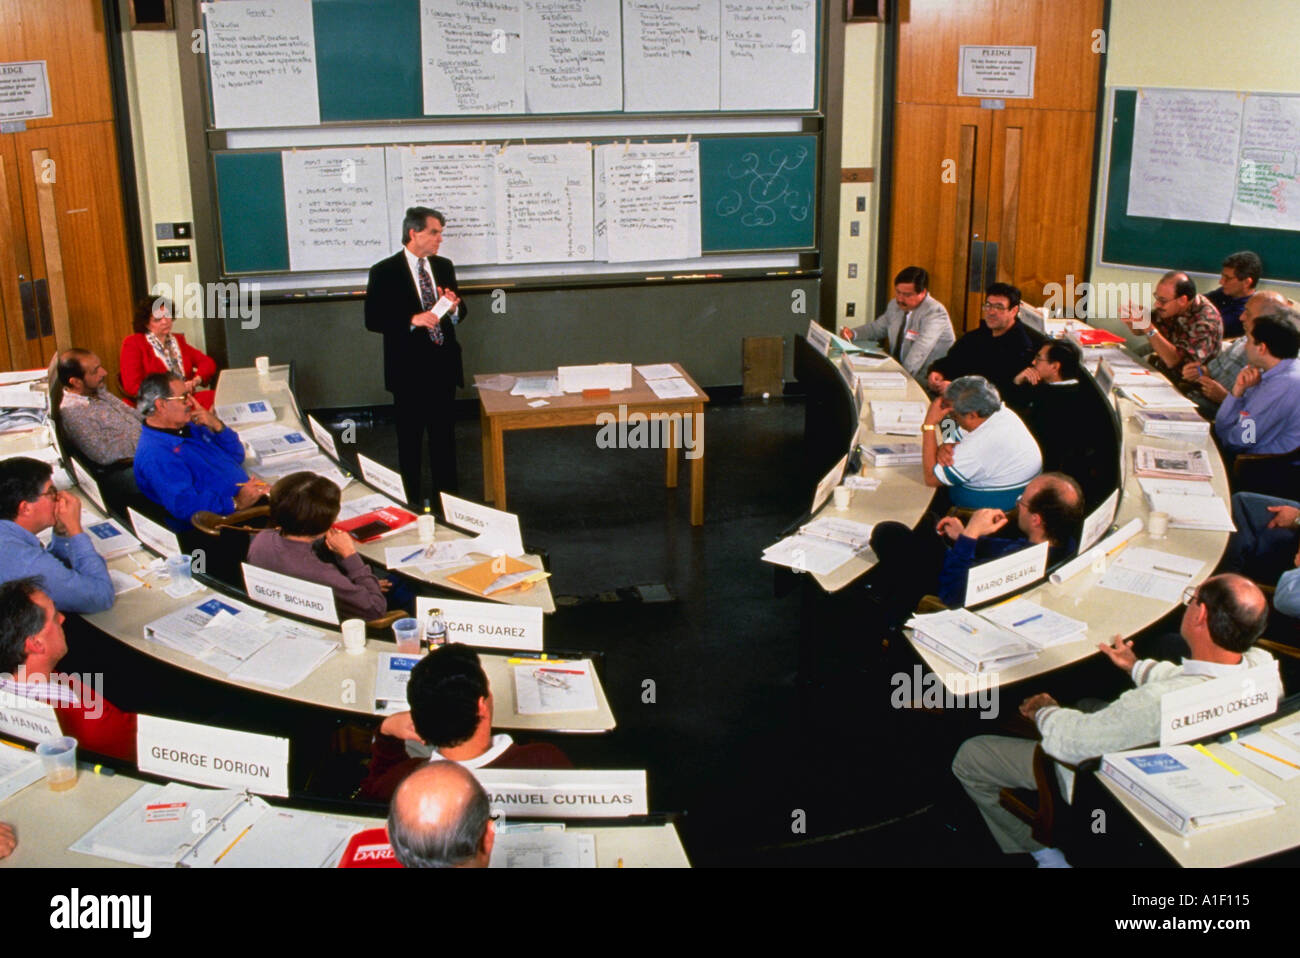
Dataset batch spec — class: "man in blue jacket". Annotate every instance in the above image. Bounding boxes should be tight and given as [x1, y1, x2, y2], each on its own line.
[133, 373, 268, 529]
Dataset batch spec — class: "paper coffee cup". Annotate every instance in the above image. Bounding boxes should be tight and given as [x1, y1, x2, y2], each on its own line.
[417, 514, 436, 544]
[833, 486, 852, 510]
[1146, 511, 1170, 538]
[341, 619, 366, 655]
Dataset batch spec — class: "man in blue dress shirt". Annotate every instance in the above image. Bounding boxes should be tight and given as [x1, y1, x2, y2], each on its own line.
[1213, 311, 1300, 458]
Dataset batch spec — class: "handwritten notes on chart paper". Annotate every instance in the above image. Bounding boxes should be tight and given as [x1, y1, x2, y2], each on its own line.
[720, 0, 816, 111]
[596, 143, 701, 263]
[622, 0, 720, 112]
[392, 145, 498, 265]
[495, 144, 594, 264]
[282, 148, 389, 271]
[1127, 89, 1300, 232]
[203, 1, 320, 128]
[420, 1, 524, 116]
[522, 0, 623, 113]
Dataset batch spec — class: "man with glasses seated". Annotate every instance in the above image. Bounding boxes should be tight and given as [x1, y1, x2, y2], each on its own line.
[1119, 270, 1222, 377]
[839, 265, 955, 383]
[926, 282, 1047, 398]
[953, 574, 1272, 868]
[0, 458, 113, 613]
[133, 373, 269, 530]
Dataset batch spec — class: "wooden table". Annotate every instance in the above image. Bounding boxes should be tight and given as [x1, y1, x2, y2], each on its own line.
[476, 364, 708, 526]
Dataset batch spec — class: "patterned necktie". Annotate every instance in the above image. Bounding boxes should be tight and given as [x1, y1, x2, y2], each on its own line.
[893, 312, 910, 359]
[417, 258, 443, 345]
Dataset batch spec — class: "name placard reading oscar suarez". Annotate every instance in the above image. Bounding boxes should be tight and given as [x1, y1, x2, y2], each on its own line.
[415, 596, 543, 651]
[473, 768, 647, 818]
[440, 493, 525, 555]
[964, 541, 1049, 607]
[137, 714, 290, 797]
[1160, 662, 1282, 747]
[241, 563, 339, 625]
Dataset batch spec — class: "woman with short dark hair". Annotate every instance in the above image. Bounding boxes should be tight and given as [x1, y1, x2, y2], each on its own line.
[246, 472, 388, 620]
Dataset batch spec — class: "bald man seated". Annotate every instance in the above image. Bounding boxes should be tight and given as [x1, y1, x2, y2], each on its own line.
[388, 761, 494, 868]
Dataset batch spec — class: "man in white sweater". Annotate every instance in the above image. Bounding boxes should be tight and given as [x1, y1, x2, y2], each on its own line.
[952, 573, 1273, 867]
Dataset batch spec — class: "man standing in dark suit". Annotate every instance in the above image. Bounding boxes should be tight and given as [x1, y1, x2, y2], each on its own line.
[365, 207, 467, 503]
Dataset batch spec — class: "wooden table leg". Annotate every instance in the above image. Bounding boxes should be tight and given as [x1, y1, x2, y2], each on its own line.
[491, 420, 507, 511]
[665, 415, 678, 489]
[689, 403, 704, 526]
[480, 406, 494, 503]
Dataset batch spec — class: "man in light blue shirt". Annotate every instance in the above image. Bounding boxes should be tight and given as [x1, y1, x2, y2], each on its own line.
[0, 458, 113, 614]
[1214, 312, 1300, 457]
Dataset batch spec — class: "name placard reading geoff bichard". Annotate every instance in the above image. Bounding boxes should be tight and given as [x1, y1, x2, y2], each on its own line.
[415, 596, 543, 651]
[136, 714, 290, 796]
[473, 768, 647, 818]
[241, 563, 339, 625]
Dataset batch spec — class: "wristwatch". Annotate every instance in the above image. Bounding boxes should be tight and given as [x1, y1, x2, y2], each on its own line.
[921, 424, 937, 432]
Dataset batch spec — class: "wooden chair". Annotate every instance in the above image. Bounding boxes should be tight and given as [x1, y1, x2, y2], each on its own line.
[997, 744, 1076, 847]
[1232, 443, 1300, 500]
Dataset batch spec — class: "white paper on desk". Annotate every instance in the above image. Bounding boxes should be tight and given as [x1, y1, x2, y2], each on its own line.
[1225, 733, 1300, 781]
[385, 539, 475, 571]
[0, 742, 46, 802]
[356, 453, 408, 504]
[215, 808, 358, 868]
[1146, 492, 1235, 531]
[978, 598, 1087, 649]
[843, 476, 882, 491]
[636, 364, 679, 381]
[375, 652, 420, 712]
[338, 492, 400, 521]
[201, 610, 272, 661]
[646, 377, 696, 400]
[1137, 477, 1216, 498]
[69, 457, 106, 513]
[0, 384, 46, 408]
[1049, 517, 1144, 585]
[557, 364, 632, 393]
[527, 399, 549, 408]
[0, 369, 45, 386]
[761, 533, 860, 575]
[109, 569, 143, 595]
[871, 400, 927, 436]
[1097, 547, 1205, 602]
[144, 596, 261, 656]
[490, 829, 595, 868]
[255, 453, 351, 491]
[227, 629, 337, 691]
[306, 415, 341, 460]
[476, 375, 515, 392]
[1271, 721, 1300, 750]
[215, 400, 276, 427]
[513, 660, 598, 714]
[510, 376, 562, 398]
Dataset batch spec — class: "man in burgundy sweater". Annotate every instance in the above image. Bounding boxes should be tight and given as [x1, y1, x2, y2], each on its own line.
[358, 643, 570, 802]
[0, 578, 136, 762]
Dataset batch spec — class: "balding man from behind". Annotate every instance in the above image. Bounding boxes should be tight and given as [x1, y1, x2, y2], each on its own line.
[388, 761, 495, 868]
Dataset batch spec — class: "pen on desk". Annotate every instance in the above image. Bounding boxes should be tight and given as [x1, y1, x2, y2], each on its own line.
[212, 823, 254, 865]
[1152, 565, 1192, 577]
[536, 667, 584, 675]
[1011, 613, 1044, 628]
[399, 548, 425, 564]
[78, 761, 115, 776]
[508, 653, 556, 663]
[1237, 741, 1300, 770]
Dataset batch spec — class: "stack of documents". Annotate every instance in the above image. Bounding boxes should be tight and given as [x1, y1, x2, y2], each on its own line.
[853, 370, 908, 391]
[646, 377, 696, 400]
[1119, 384, 1197, 410]
[254, 453, 351, 490]
[491, 825, 596, 868]
[1133, 445, 1212, 481]
[871, 400, 927, 436]
[85, 518, 141, 560]
[215, 400, 277, 427]
[761, 517, 873, 575]
[510, 376, 562, 399]
[385, 538, 476, 572]
[1138, 478, 1235, 531]
[1137, 408, 1211, 439]
[0, 742, 47, 802]
[240, 423, 318, 465]
[1096, 547, 1205, 602]
[512, 659, 599, 714]
[976, 598, 1088, 648]
[845, 354, 891, 371]
[446, 555, 549, 596]
[864, 442, 922, 466]
[906, 608, 1040, 673]
[1100, 745, 1283, 834]
[71, 782, 356, 867]
[557, 363, 632, 393]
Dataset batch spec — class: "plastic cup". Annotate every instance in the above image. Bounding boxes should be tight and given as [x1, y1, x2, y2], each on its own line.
[254, 356, 270, 375]
[341, 619, 366, 655]
[392, 617, 421, 654]
[833, 486, 852, 510]
[417, 514, 436, 544]
[165, 553, 193, 584]
[1147, 511, 1170, 538]
[36, 736, 78, 791]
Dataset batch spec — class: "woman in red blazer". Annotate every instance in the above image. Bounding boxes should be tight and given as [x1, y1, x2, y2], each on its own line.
[120, 296, 219, 408]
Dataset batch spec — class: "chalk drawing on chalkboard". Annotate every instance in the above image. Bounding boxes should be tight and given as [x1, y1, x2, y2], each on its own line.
[717, 146, 811, 228]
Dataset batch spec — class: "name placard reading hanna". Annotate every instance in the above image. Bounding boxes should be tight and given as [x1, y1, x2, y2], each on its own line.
[241, 563, 339, 625]
[440, 493, 525, 555]
[415, 596, 543, 651]
[1160, 661, 1282, 747]
[356, 453, 408, 504]
[964, 541, 1049, 607]
[137, 714, 290, 797]
[0, 697, 60, 744]
[127, 507, 181, 557]
[473, 768, 647, 818]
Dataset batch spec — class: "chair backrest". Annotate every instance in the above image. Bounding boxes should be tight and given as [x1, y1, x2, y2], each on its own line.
[1232, 444, 1300, 500]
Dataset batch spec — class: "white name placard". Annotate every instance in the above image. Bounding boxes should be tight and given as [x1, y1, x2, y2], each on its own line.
[306, 415, 340, 459]
[0, 698, 60, 744]
[556, 364, 633, 394]
[241, 563, 339, 625]
[1160, 661, 1282, 747]
[127, 507, 181, 557]
[415, 596, 543, 651]
[357, 453, 407, 504]
[1079, 488, 1120, 553]
[440, 493, 525, 555]
[70, 458, 106, 514]
[811, 454, 848, 515]
[964, 541, 1049, 607]
[473, 768, 647, 818]
[137, 714, 290, 797]
[806, 320, 831, 356]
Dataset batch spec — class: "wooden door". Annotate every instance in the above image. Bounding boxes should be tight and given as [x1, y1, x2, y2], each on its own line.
[0, 0, 135, 377]
[889, 0, 1104, 331]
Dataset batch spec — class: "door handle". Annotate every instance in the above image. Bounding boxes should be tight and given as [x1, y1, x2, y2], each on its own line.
[34, 279, 53, 337]
[18, 280, 37, 340]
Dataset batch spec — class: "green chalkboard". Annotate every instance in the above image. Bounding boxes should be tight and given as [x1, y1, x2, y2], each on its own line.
[1103, 89, 1300, 281]
[314, 0, 422, 121]
[213, 134, 817, 274]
